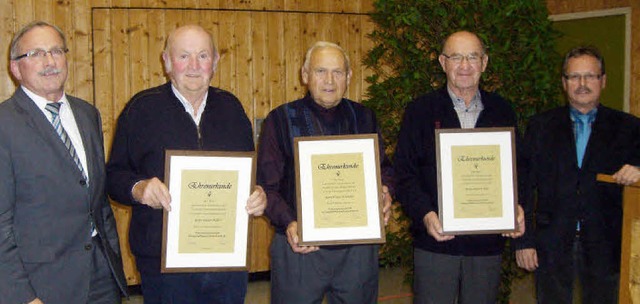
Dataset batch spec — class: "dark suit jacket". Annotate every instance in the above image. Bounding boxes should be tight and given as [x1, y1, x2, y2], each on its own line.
[0, 88, 127, 304]
[514, 105, 640, 272]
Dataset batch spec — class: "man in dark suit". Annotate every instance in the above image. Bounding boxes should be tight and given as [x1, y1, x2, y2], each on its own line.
[0, 21, 127, 304]
[514, 46, 640, 303]
[394, 31, 525, 304]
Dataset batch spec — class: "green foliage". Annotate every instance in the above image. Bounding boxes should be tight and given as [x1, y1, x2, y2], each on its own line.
[365, 0, 563, 302]
[364, 0, 563, 152]
[378, 205, 414, 285]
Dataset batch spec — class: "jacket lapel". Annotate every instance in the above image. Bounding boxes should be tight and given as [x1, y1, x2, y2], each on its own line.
[13, 88, 86, 178]
[582, 106, 610, 171]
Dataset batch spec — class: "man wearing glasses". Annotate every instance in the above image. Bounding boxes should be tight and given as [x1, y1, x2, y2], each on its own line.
[394, 31, 525, 303]
[514, 46, 640, 303]
[0, 21, 127, 303]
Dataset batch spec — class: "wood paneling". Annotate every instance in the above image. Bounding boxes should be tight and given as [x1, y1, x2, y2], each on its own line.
[91, 8, 374, 282]
[0, 1, 374, 286]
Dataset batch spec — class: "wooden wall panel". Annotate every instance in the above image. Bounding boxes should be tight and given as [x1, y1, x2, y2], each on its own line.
[0, 0, 375, 286]
[0, 0, 375, 102]
[0, 0, 14, 97]
[266, 13, 286, 111]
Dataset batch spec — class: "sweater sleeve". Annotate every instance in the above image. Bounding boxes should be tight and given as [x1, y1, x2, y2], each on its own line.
[394, 100, 436, 228]
[106, 104, 147, 206]
[257, 110, 296, 230]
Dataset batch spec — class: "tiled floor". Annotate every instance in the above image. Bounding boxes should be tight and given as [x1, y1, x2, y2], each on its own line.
[122, 267, 536, 303]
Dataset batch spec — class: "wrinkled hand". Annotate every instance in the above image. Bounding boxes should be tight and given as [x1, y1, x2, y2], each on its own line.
[502, 204, 525, 238]
[382, 185, 392, 225]
[516, 248, 538, 271]
[246, 185, 267, 216]
[612, 164, 640, 186]
[286, 221, 319, 254]
[132, 177, 171, 211]
[423, 211, 455, 242]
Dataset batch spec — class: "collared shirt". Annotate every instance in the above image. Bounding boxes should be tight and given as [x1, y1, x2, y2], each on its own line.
[171, 84, 208, 125]
[24, 86, 89, 178]
[448, 87, 484, 129]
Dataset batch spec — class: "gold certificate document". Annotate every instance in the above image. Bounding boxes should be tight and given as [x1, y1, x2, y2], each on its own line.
[451, 145, 502, 219]
[311, 153, 368, 228]
[161, 150, 255, 272]
[295, 134, 385, 246]
[436, 128, 517, 235]
[178, 170, 238, 253]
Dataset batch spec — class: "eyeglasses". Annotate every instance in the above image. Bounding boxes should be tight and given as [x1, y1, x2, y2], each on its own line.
[563, 73, 602, 83]
[12, 47, 68, 61]
[441, 53, 484, 64]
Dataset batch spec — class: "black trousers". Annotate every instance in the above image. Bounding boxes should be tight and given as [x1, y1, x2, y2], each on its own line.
[536, 235, 619, 304]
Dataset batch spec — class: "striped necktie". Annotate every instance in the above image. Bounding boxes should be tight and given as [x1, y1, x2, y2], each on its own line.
[45, 102, 86, 179]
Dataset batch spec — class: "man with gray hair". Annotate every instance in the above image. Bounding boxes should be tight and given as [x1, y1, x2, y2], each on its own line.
[0, 21, 127, 303]
[107, 24, 266, 303]
[257, 41, 394, 303]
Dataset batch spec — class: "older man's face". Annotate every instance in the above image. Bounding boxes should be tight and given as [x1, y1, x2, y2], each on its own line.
[438, 32, 487, 95]
[302, 47, 352, 109]
[10, 26, 68, 101]
[163, 27, 218, 97]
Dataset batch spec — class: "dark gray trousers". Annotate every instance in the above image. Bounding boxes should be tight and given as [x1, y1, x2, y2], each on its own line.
[270, 233, 379, 304]
[413, 248, 502, 304]
[87, 236, 121, 304]
[536, 236, 619, 304]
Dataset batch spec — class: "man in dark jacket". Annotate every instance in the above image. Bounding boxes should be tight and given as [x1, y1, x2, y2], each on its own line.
[514, 46, 640, 304]
[106, 25, 266, 304]
[258, 41, 393, 303]
[394, 31, 525, 303]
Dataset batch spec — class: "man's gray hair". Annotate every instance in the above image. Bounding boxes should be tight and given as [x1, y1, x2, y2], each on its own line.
[10, 21, 67, 60]
[562, 45, 605, 76]
[302, 41, 351, 72]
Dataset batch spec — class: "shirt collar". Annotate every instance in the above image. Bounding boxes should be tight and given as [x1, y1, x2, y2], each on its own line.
[22, 85, 68, 111]
[171, 84, 208, 122]
[447, 87, 482, 109]
[569, 106, 597, 123]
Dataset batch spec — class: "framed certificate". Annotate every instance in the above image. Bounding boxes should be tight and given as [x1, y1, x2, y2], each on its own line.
[294, 134, 385, 246]
[161, 150, 255, 272]
[435, 127, 518, 235]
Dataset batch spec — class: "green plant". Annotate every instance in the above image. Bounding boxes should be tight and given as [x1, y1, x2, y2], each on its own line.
[365, 0, 563, 302]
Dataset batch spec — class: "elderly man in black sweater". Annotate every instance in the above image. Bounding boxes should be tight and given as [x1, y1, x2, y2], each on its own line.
[106, 25, 266, 304]
[394, 31, 525, 304]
